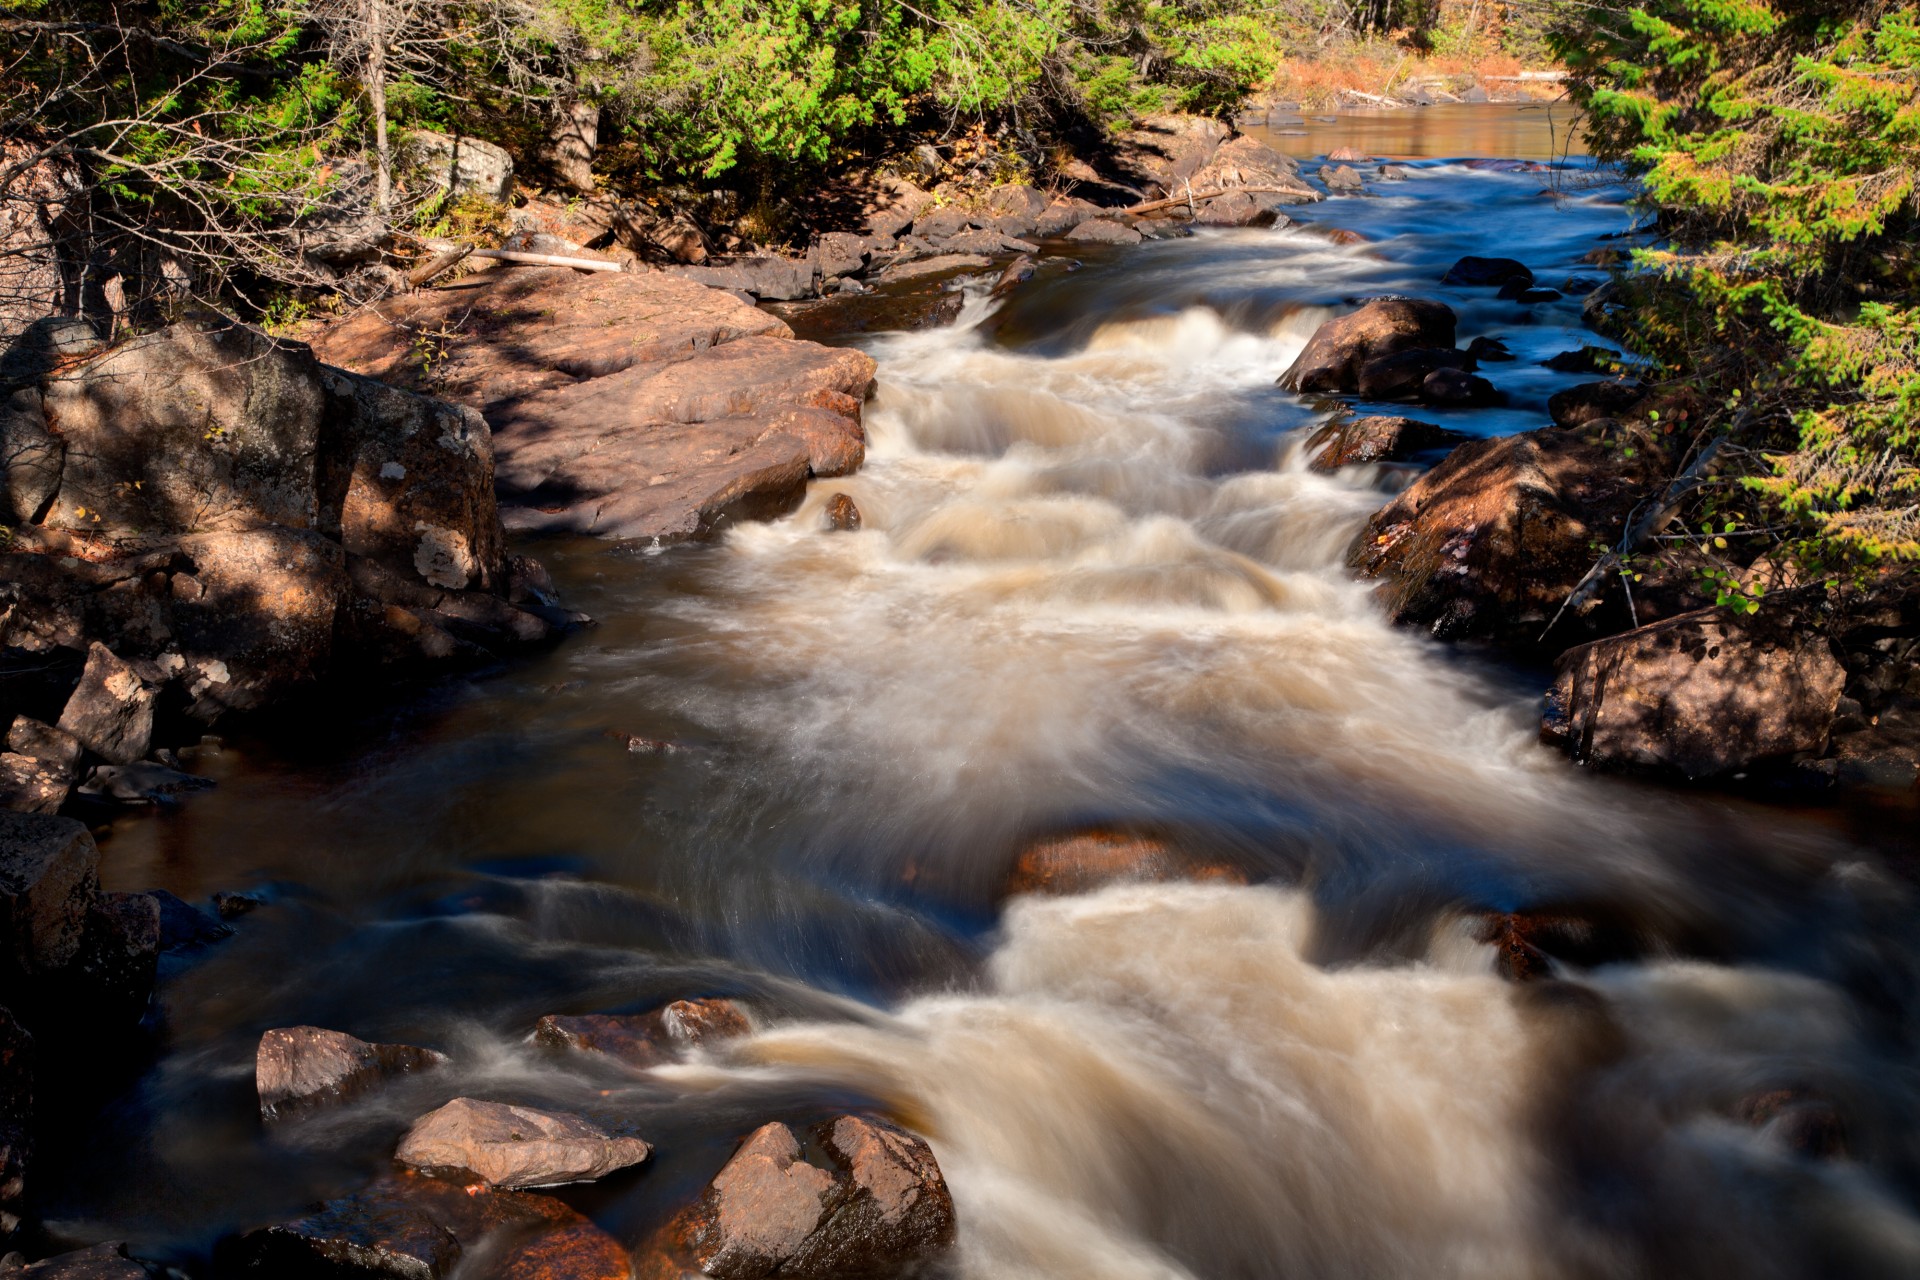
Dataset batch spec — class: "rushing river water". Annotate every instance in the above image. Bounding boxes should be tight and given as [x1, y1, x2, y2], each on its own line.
[43, 107, 1920, 1278]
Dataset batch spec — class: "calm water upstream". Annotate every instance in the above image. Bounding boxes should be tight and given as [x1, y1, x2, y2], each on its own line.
[44, 107, 1920, 1279]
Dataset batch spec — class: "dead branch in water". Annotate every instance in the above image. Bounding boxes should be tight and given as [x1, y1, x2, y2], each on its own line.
[1118, 185, 1315, 217]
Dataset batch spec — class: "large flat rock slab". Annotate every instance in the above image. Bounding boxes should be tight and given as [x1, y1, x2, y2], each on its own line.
[310, 269, 876, 543]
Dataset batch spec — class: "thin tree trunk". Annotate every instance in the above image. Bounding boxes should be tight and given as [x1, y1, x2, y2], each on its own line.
[369, 0, 391, 211]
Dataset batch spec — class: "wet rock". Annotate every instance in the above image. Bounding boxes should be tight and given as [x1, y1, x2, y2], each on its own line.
[54, 646, 154, 767]
[395, 1098, 651, 1188]
[1420, 366, 1501, 407]
[1318, 164, 1364, 191]
[0, 811, 99, 974]
[533, 998, 752, 1070]
[1441, 256, 1533, 288]
[1278, 298, 1457, 395]
[1376, 164, 1412, 181]
[648, 1115, 954, 1280]
[990, 255, 1035, 299]
[1006, 829, 1246, 897]
[1733, 1086, 1848, 1159]
[4, 1243, 151, 1278]
[1514, 287, 1562, 304]
[1348, 425, 1661, 644]
[1466, 336, 1514, 363]
[825, 494, 862, 532]
[1306, 416, 1469, 471]
[768, 291, 964, 341]
[1543, 346, 1624, 374]
[399, 130, 514, 203]
[228, 1170, 627, 1280]
[257, 1026, 448, 1122]
[1193, 191, 1292, 228]
[1549, 379, 1647, 429]
[1542, 602, 1846, 780]
[1327, 146, 1373, 163]
[1064, 219, 1142, 246]
[1355, 347, 1473, 401]
[1032, 198, 1105, 238]
[75, 762, 212, 806]
[1560, 275, 1603, 296]
[145, 890, 232, 950]
[1, 1006, 28, 1241]
[213, 890, 266, 919]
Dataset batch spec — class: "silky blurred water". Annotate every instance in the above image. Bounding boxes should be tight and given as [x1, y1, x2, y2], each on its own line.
[43, 107, 1920, 1280]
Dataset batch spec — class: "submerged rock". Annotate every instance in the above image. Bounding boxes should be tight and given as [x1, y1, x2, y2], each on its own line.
[1306, 416, 1470, 470]
[395, 1098, 650, 1189]
[532, 997, 751, 1069]
[1006, 829, 1246, 897]
[1278, 298, 1458, 395]
[2, 1242, 152, 1278]
[1441, 256, 1532, 288]
[644, 1115, 955, 1280]
[1542, 602, 1846, 780]
[257, 1026, 448, 1122]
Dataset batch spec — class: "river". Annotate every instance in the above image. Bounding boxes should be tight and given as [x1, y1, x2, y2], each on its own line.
[41, 106, 1920, 1279]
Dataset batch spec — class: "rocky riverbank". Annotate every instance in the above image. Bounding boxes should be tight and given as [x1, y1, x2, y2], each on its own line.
[1288, 263, 1919, 799]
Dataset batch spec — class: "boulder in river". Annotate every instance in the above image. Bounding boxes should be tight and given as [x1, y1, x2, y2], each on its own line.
[1305, 416, 1470, 470]
[1354, 347, 1474, 401]
[532, 997, 751, 1069]
[644, 1115, 955, 1280]
[0, 811, 100, 974]
[1318, 164, 1364, 192]
[1541, 601, 1846, 779]
[2, 1242, 153, 1277]
[1032, 198, 1104, 238]
[1347, 425, 1661, 645]
[824, 493, 863, 532]
[1065, 219, 1143, 246]
[1549, 379, 1649, 429]
[1420, 366, 1501, 407]
[1278, 298, 1458, 395]
[225, 1169, 630, 1280]
[256, 1026, 448, 1122]
[1543, 346, 1624, 374]
[1006, 828, 1246, 897]
[311, 269, 874, 544]
[395, 1098, 651, 1189]
[1441, 256, 1533, 288]
[54, 645, 154, 767]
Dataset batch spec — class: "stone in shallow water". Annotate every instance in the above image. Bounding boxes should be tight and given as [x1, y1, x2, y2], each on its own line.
[1005, 829, 1246, 897]
[643, 1114, 955, 1280]
[1306, 416, 1468, 471]
[395, 1098, 651, 1189]
[6, 1242, 152, 1277]
[256, 1026, 447, 1122]
[533, 998, 752, 1070]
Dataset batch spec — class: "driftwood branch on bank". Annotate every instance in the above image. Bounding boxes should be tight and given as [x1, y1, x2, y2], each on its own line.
[1540, 432, 1735, 640]
[469, 247, 623, 272]
[406, 243, 472, 287]
[1118, 185, 1312, 217]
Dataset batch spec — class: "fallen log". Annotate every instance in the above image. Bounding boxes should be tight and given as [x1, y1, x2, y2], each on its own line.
[406, 244, 473, 288]
[1117, 185, 1314, 217]
[469, 247, 624, 273]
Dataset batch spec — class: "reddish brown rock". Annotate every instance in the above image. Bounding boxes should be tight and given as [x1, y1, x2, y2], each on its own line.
[1306, 416, 1469, 471]
[1006, 829, 1246, 897]
[825, 494, 862, 532]
[646, 1115, 954, 1280]
[1733, 1086, 1847, 1159]
[533, 998, 751, 1069]
[0, 811, 100, 974]
[1354, 348, 1473, 401]
[310, 270, 874, 544]
[1112, 114, 1230, 193]
[1190, 135, 1318, 204]
[54, 644, 154, 767]
[1347, 425, 1660, 643]
[226, 1169, 626, 1280]
[1278, 299, 1457, 395]
[1542, 603, 1846, 779]
[395, 1098, 651, 1189]
[1548, 379, 1649, 429]
[256, 1026, 448, 1122]
[1064, 220, 1142, 247]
